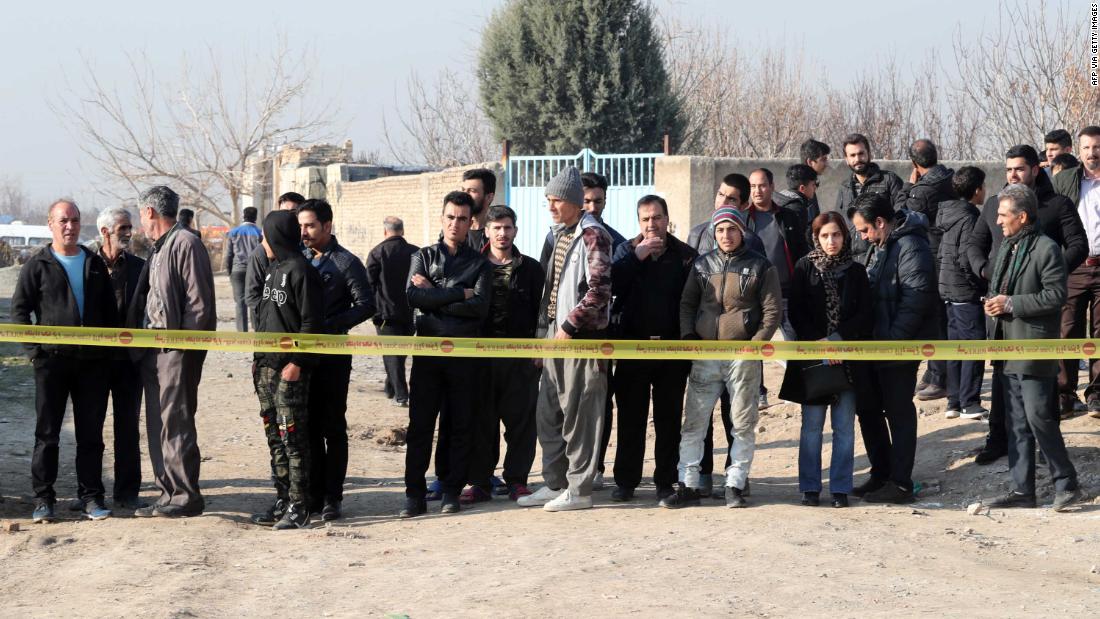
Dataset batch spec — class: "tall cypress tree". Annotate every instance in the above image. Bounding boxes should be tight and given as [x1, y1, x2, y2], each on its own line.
[478, 0, 684, 154]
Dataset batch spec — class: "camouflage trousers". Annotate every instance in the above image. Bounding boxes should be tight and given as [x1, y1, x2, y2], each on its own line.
[253, 365, 312, 504]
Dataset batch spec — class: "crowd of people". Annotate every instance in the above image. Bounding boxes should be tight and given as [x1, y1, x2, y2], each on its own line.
[10, 125, 1100, 528]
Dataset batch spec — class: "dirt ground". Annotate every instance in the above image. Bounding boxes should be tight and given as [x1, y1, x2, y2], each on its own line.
[2, 267, 1100, 618]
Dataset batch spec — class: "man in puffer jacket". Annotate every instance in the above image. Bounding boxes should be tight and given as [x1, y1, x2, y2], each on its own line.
[936, 167, 989, 420]
[663, 207, 781, 510]
[249, 210, 326, 530]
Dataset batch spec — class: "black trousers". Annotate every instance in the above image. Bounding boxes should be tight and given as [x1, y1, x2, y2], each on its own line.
[702, 390, 734, 475]
[597, 365, 615, 474]
[229, 269, 252, 333]
[1004, 373, 1078, 495]
[377, 321, 412, 401]
[406, 356, 476, 498]
[469, 357, 539, 489]
[32, 355, 110, 503]
[308, 354, 352, 504]
[108, 358, 144, 500]
[856, 361, 919, 491]
[613, 359, 690, 490]
[921, 301, 948, 389]
[945, 302, 986, 410]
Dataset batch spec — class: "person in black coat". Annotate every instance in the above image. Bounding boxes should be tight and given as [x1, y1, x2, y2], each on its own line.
[780, 211, 872, 509]
[835, 133, 907, 256]
[937, 167, 989, 420]
[366, 217, 420, 406]
[963, 144, 1087, 463]
[849, 194, 937, 505]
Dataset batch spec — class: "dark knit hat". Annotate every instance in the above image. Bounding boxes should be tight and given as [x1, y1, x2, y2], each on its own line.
[545, 166, 584, 207]
[711, 206, 746, 236]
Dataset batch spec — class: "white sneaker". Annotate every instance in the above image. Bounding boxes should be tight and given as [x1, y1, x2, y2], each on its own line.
[516, 486, 562, 507]
[960, 407, 989, 420]
[944, 408, 960, 419]
[758, 393, 771, 410]
[543, 489, 593, 512]
[592, 471, 605, 490]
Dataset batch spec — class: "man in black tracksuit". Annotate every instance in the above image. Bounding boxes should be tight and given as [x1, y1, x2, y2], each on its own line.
[609, 195, 697, 502]
[366, 217, 420, 406]
[12, 199, 118, 523]
[900, 140, 956, 401]
[298, 199, 375, 521]
[836, 133, 907, 256]
[463, 205, 544, 503]
[250, 210, 326, 530]
[963, 145, 1087, 464]
[401, 191, 491, 518]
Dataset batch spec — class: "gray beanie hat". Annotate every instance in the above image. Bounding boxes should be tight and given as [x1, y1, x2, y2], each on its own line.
[545, 165, 585, 207]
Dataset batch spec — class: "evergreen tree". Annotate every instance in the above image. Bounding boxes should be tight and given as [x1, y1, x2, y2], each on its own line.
[478, 0, 684, 154]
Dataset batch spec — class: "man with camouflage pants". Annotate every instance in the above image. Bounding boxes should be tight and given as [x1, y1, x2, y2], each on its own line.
[249, 210, 325, 530]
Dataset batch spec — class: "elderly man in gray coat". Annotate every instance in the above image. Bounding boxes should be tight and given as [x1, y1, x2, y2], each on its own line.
[982, 184, 1082, 512]
[133, 186, 217, 518]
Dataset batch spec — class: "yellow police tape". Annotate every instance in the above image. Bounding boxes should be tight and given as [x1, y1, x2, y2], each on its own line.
[0, 323, 1096, 361]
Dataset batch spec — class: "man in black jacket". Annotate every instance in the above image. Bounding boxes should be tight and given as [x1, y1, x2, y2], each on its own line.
[937, 167, 989, 420]
[366, 216, 420, 406]
[298, 199, 375, 521]
[775, 163, 820, 231]
[249, 210, 326, 530]
[836, 133, 906, 256]
[902, 139, 956, 402]
[12, 199, 119, 523]
[964, 144, 1087, 463]
[850, 194, 936, 504]
[1052, 126, 1100, 418]
[401, 191, 492, 518]
[609, 195, 697, 503]
[88, 206, 147, 509]
[462, 205, 544, 503]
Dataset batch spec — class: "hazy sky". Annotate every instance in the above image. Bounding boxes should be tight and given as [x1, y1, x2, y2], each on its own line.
[0, 0, 1076, 210]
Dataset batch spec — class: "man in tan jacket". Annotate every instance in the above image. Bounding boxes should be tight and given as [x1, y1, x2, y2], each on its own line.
[663, 206, 780, 509]
[133, 186, 217, 518]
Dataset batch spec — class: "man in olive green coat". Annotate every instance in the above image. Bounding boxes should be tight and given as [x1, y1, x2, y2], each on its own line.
[982, 184, 1082, 512]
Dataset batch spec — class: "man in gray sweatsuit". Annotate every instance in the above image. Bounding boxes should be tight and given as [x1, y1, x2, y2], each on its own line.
[518, 166, 613, 512]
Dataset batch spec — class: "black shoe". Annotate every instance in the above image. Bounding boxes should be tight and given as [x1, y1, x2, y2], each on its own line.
[725, 486, 747, 508]
[440, 493, 461, 514]
[272, 502, 310, 530]
[916, 384, 947, 401]
[114, 496, 149, 510]
[655, 485, 675, 501]
[974, 441, 1007, 465]
[321, 499, 342, 521]
[153, 503, 204, 518]
[1053, 487, 1084, 512]
[133, 505, 158, 518]
[801, 491, 820, 507]
[863, 483, 915, 505]
[658, 484, 700, 509]
[610, 486, 634, 502]
[399, 497, 427, 518]
[743, 479, 751, 498]
[985, 491, 1037, 509]
[851, 477, 885, 498]
[250, 498, 289, 526]
[832, 493, 849, 508]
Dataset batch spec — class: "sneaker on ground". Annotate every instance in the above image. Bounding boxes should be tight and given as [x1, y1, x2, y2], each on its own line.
[516, 486, 562, 507]
[726, 486, 747, 508]
[544, 489, 593, 512]
[658, 484, 700, 509]
[758, 393, 771, 410]
[508, 483, 532, 501]
[252, 498, 287, 525]
[985, 491, 1036, 509]
[32, 501, 56, 524]
[459, 486, 492, 504]
[491, 476, 509, 496]
[82, 500, 112, 521]
[916, 384, 947, 401]
[425, 479, 443, 501]
[1088, 398, 1100, 419]
[272, 502, 310, 530]
[960, 406, 988, 420]
[592, 471, 605, 490]
[1052, 487, 1084, 512]
[944, 408, 961, 419]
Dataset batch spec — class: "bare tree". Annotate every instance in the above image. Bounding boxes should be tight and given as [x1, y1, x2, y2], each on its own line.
[383, 68, 498, 167]
[0, 176, 42, 224]
[951, 0, 1098, 156]
[52, 35, 338, 225]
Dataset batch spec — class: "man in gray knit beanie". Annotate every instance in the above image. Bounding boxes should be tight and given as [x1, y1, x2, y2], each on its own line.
[518, 165, 613, 512]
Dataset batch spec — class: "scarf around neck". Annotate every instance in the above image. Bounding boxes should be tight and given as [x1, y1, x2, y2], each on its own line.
[989, 224, 1038, 296]
[806, 246, 853, 333]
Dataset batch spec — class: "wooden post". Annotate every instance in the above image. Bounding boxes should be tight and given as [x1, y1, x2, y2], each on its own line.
[663, 133, 671, 156]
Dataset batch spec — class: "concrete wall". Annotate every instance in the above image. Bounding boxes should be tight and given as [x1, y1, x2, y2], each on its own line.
[319, 162, 503, 259]
[656, 156, 1005, 238]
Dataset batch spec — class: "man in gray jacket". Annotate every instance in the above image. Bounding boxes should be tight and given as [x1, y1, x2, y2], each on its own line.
[982, 184, 1082, 512]
[134, 186, 217, 518]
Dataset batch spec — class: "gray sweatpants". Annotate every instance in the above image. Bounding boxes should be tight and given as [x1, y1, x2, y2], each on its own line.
[679, 359, 760, 490]
[141, 349, 207, 510]
[536, 355, 607, 496]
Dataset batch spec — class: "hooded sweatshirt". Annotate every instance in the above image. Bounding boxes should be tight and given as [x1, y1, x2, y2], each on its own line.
[254, 210, 325, 370]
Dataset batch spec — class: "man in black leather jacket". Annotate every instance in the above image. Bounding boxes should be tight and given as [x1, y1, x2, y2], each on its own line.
[400, 191, 491, 518]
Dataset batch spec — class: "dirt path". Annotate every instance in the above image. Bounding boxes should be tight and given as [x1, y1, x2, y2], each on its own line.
[2, 270, 1100, 617]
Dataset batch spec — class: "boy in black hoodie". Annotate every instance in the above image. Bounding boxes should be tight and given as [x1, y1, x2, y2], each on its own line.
[250, 210, 325, 530]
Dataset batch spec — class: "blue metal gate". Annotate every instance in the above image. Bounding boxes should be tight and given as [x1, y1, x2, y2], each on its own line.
[504, 148, 663, 256]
